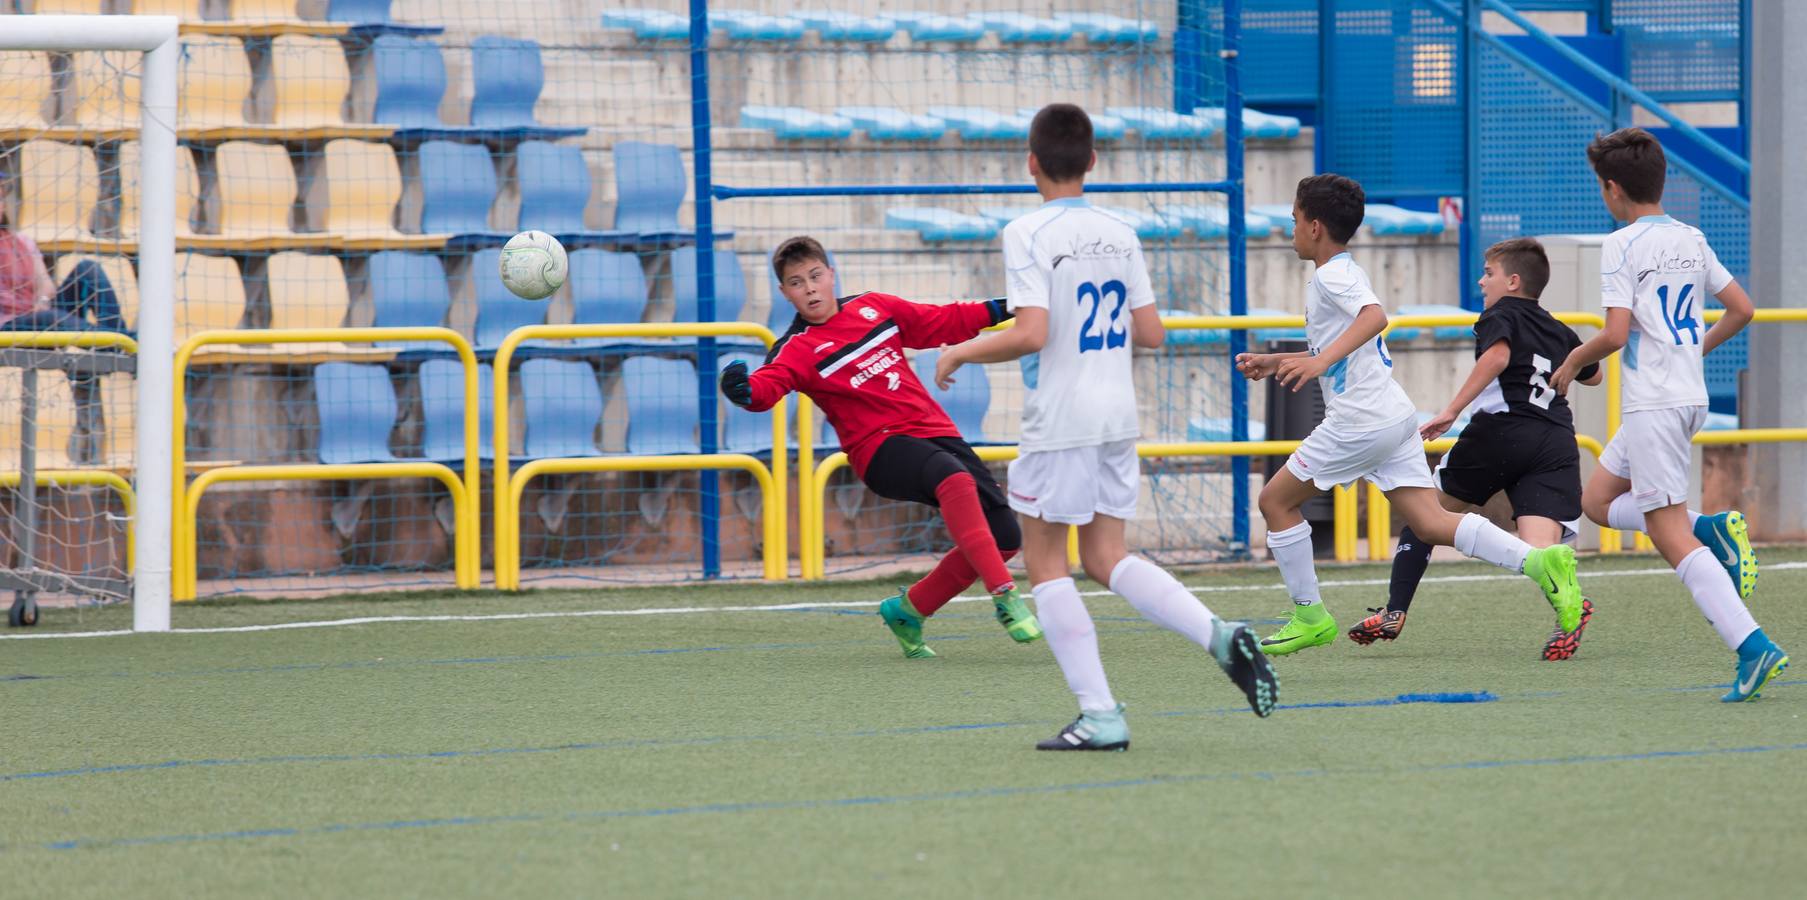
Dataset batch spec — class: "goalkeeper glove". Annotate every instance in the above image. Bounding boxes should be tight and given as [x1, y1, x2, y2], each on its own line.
[984, 298, 1014, 325]
[720, 360, 753, 408]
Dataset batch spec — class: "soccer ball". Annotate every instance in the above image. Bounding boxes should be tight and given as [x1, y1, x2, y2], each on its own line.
[498, 230, 568, 300]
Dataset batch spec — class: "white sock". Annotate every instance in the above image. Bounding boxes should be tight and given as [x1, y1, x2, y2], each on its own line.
[1453, 512, 1532, 573]
[1108, 556, 1217, 650]
[1266, 521, 1321, 606]
[1607, 493, 1703, 533]
[1676, 546, 1759, 650]
[1032, 578, 1117, 713]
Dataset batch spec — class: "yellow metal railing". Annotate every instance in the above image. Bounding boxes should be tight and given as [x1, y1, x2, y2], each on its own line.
[0, 470, 136, 570]
[172, 328, 481, 600]
[490, 323, 787, 590]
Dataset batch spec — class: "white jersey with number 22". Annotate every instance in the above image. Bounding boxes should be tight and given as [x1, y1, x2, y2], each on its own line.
[1003, 198, 1155, 453]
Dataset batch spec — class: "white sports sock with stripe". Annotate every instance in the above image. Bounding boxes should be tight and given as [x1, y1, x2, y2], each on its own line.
[1032, 578, 1117, 714]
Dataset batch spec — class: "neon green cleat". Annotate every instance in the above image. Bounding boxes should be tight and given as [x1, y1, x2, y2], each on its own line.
[992, 586, 1042, 643]
[1523, 544, 1583, 633]
[1259, 606, 1337, 655]
[878, 593, 936, 659]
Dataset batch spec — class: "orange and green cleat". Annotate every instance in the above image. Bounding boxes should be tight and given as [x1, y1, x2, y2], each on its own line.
[1348, 608, 1406, 646]
[1542, 598, 1594, 661]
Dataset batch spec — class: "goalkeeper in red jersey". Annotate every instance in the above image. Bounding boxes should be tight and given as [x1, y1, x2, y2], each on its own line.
[719, 236, 1041, 657]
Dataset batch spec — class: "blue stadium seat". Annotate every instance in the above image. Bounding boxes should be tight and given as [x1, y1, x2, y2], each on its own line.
[519, 358, 603, 459]
[709, 10, 806, 41]
[1397, 304, 1473, 341]
[621, 356, 701, 455]
[671, 246, 748, 324]
[1017, 107, 1126, 140]
[368, 251, 451, 350]
[739, 106, 856, 141]
[565, 249, 650, 350]
[890, 12, 986, 43]
[925, 106, 1031, 141]
[794, 11, 897, 42]
[472, 248, 551, 350]
[1155, 204, 1276, 239]
[469, 37, 587, 139]
[1192, 106, 1304, 139]
[1108, 106, 1220, 139]
[1247, 306, 1307, 343]
[976, 206, 1039, 228]
[1055, 12, 1158, 43]
[973, 12, 1073, 43]
[1187, 416, 1268, 442]
[369, 35, 447, 129]
[419, 359, 496, 463]
[1250, 204, 1297, 237]
[313, 362, 399, 464]
[517, 141, 626, 247]
[327, 0, 443, 35]
[1363, 204, 1446, 236]
[885, 207, 998, 242]
[912, 349, 991, 443]
[834, 107, 946, 141]
[612, 141, 696, 242]
[417, 141, 509, 243]
[601, 9, 689, 40]
[1095, 205, 1185, 240]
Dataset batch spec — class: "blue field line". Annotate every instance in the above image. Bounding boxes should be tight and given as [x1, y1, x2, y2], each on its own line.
[31, 739, 1807, 852]
[0, 691, 1502, 786]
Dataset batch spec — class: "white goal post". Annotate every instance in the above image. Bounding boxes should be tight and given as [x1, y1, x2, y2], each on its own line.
[6, 17, 177, 632]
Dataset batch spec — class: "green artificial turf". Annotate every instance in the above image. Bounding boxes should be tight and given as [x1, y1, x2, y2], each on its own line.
[5, 550, 1803, 898]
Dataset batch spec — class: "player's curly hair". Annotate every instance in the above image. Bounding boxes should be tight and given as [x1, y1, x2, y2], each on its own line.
[1587, 127, 1666, 204]
[1484, 237, 1551, 299]
[771, 235, 830, 280]
[1294, 173, 1365, 244]
[1029, 103, 1093, 183]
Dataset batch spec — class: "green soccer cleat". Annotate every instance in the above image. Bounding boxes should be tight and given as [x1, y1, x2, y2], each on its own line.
[1523, 544, 1583, 634]
[878, 593, 936, 659]
[1695, 510, 1759, 600]
[1036, 704, 1130, 751]
[1259, 606, 1337, 656]
[992, 586, 1042, 643]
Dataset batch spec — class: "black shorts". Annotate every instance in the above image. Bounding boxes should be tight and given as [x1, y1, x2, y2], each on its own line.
[862, 435, 1009, 511]
[1434, 414, 1582, 523]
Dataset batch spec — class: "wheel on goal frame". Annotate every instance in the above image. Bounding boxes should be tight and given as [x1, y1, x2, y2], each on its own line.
[9, 594, 38, 628]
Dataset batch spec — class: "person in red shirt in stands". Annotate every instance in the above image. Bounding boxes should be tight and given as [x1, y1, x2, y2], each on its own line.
[719, 235, 1041, 658]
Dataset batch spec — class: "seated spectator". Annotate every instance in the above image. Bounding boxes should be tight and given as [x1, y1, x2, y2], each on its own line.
[0, 206, 127, 335]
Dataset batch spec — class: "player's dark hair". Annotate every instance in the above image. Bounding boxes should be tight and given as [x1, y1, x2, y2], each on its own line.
[1484, 237, 1551, 299]
[1294, 173, 1366, 244]
[1028, 103, 1093, 183]
[1586, 127, 1666, 204]
[771, 235, 830, 281]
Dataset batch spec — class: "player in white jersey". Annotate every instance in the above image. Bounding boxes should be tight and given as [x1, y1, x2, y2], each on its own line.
[934, 104, 1278, 750]
[1236, 174, 1587, 655]
[1551, 128, 1785, 702]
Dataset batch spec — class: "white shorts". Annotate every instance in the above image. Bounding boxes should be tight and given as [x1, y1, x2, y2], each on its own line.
[1599, 406, 1706, 513]
[1286, 415, 1435, 492]
[1007, 439, 1138, 526]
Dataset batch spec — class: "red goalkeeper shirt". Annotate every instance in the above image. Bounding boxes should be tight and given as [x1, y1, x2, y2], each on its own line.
[746, 292, 997, 477]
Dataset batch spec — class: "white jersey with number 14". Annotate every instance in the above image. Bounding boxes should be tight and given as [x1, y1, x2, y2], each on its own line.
[1003, 198, 1155, 453]
[1599, 215, 1731, 413]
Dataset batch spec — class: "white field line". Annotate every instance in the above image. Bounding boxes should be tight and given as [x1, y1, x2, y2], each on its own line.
[5, 561, 1803, 642]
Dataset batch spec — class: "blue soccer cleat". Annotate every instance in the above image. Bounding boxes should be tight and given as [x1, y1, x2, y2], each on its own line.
[1723, 634, 1788, 703]
[1694, 511, 1758, 600]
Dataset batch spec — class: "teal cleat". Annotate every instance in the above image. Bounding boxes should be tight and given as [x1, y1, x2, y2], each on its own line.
[1211, 621, 1279, 717]
[1723, 640, 1788, 703]
[878, 593, 936, 659]
[1036, 704, 1130, 751]
[1695, 511, 1759, 600]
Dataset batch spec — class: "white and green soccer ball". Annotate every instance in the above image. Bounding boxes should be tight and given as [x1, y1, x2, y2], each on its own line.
[498, 230, 568, 300]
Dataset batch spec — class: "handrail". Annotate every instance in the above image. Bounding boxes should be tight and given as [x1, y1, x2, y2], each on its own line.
[0, 331, 139, 354]
[1477, 0, 1749, 180]
[171, 327, 480, 600]
[490, 322, 786, 590]
[0, 470, 136, 571]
